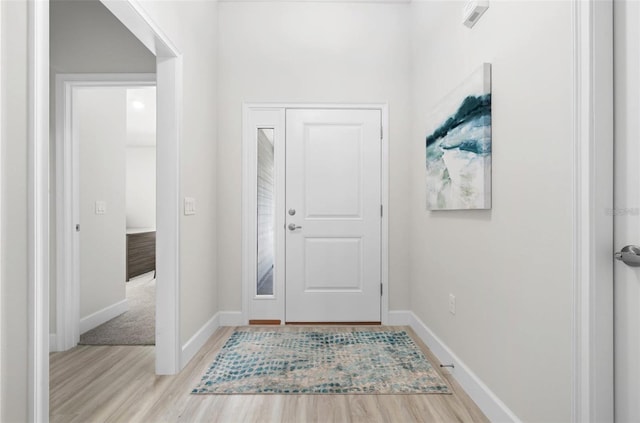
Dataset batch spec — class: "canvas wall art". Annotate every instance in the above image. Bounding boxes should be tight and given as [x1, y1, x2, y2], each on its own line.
[425, 63, 492, 210]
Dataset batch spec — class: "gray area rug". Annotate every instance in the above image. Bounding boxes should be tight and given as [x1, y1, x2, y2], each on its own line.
[193, 329, 450, 395]
[79, 275, 155, 345]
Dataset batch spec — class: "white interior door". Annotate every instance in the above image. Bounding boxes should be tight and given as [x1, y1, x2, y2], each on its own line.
[285, 109, 381, 322]
[614, 1, 640, 421]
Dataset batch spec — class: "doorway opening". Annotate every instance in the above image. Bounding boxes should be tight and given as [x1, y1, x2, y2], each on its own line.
[48, 0, 183, 377]
[67, 85, 158, 346]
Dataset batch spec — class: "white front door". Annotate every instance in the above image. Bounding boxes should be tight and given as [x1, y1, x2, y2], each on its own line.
[285, 109, 382, 322]
[614, 1, 640, 421]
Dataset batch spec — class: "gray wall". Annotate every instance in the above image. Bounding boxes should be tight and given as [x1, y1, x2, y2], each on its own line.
[50, 0, 156, 74]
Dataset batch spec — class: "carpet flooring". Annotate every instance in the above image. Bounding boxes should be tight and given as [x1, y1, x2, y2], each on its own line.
[192, 328, 450, 395]
[79, 274, 155, 345]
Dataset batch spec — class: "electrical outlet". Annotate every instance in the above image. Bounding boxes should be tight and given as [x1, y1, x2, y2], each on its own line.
[449, 294, 456, 315]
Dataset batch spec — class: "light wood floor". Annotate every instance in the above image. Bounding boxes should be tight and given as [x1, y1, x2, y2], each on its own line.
[50, 326, 489, 422]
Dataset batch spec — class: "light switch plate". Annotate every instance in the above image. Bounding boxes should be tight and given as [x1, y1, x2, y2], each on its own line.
[95, 201, 106, 215]
[184, 197, 196, 215]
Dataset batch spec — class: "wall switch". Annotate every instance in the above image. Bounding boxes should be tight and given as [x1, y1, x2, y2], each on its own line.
[449, 294, 456, 315]
[184, 197, 196, 215]
[95, 201, 106, 215]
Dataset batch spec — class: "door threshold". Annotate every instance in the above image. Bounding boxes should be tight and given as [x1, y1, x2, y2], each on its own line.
[249, 320, 281, 325]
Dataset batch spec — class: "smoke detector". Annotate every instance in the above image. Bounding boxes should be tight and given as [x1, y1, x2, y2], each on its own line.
[463, 0, 489, 28]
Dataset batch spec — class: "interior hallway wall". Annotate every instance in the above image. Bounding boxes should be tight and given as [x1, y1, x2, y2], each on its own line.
[408, 1, 573, 421]
[136, 0, 220, 345]
[217, 1, 412, 313]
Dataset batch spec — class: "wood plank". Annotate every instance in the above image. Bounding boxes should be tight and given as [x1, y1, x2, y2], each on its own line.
[50, 326, 489, 423]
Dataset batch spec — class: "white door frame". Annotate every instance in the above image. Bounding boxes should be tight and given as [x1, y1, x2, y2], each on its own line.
[0, 0, 3, 415]
[53, 73, 156, 353]
[27, 0, 183, 419]
[571, 1, 614, 422]
[27, 0, 49, 420]
[242, 103, 390, 325]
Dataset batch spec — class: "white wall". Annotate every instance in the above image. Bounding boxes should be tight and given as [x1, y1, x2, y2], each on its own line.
[49, 0, 155, 334]
[77, 88, 127, 321]
[217, 1, 412, 312]
[136, 0, 219, 344]
[126, 147, 156, 229]
[1, 1, 29, 420]
[409, 2, 573, 421]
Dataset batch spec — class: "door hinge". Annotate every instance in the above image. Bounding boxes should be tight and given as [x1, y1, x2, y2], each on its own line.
[380, 204, 383, 217]
[380, 126, 383, 140]
[380, 283, 383, 296]
[76, 224, 80, 232]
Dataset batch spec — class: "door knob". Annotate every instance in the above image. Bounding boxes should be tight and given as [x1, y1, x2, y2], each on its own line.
[288, 223, 302, 231]
[615, 245, 640, 266]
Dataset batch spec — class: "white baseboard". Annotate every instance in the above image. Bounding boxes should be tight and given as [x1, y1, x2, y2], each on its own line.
[219, 311, 244, 326]
[79, 299, 128, 334]
[181, 312, 220, 368]
[387, 310, 411, 326]
[409, 312, 521, 423]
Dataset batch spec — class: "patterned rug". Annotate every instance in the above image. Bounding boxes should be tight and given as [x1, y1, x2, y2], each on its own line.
[192, 329, 450, 395]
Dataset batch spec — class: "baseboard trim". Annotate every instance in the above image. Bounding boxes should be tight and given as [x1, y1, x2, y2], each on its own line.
[79, 299, 128, 334]
[387, 310, 411, 326]
[409, 312, 521, 423]
[219, 311, 244, 326]
[181, 312, 220, 369]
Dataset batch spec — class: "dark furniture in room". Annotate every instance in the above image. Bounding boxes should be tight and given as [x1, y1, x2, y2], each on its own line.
[126, 230, 156, 281]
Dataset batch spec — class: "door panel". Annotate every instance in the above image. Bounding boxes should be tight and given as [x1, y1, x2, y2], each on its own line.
[304, 125, 362, 218]
[304, 238, 362, 291]
[285, 109, 381, 322]
[614, 1, 640, 421]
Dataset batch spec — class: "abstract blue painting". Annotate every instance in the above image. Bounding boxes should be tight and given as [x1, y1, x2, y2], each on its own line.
[426, 63, 492, 210]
